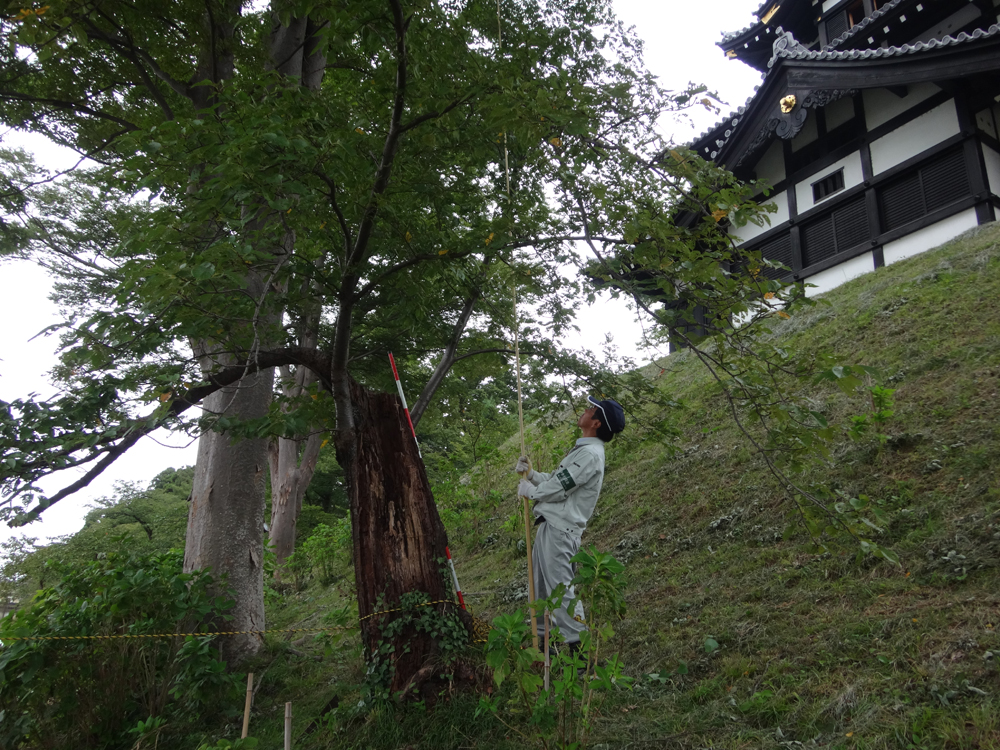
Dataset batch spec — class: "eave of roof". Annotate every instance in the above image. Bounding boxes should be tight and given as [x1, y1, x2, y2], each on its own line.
[689, 22, 1000, 165]
[769, 22, 1000, 65]
[687, 90, 760, 160]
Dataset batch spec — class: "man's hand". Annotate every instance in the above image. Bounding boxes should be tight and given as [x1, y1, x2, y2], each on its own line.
[518, 478, 534, 499]
[513, 456, 533, 480]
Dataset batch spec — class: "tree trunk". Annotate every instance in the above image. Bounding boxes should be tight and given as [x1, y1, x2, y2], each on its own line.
[268, 431, 322, 566]
[262, 13, 327, 568]
[184, 371, 274, 664]
[181, 12, 327, 660]
[341, 379, 466, 697]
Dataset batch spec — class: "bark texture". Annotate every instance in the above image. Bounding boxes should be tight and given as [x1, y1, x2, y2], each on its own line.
[343, 379, 464, 695]
[263, 12, 327, 568]
[268, 429, 322, 566]
[182, 10, 328, 661]
[184, 372, 273, 664]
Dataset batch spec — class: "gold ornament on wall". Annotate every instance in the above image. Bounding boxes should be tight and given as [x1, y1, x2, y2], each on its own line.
[780, 95, 797, 114]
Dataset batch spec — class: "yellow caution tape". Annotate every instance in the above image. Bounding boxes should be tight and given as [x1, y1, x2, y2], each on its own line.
[1, 598, 492, 644]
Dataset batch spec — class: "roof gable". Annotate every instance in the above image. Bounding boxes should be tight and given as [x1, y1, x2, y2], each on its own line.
[690, 20, 1000, 170]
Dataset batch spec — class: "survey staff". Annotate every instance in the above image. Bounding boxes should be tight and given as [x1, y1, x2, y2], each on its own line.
[515, 396, 625, 647]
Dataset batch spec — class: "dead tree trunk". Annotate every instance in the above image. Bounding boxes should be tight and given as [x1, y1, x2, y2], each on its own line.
[341, 379, 466, 697]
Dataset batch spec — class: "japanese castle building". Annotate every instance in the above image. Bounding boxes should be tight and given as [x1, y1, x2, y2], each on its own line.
[691, 0, 1000, 295]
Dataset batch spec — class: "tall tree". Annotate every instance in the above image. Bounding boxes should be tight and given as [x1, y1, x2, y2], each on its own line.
[2, 0, 765, 689]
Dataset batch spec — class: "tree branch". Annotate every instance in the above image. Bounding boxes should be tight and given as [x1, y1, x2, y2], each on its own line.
[398, 93, 474, 133]
[452, 347, 514, 363]
[8, 347, 334, 522]
[0, 92, 139, 132]
[410, 285, 482, 426]
[347, 0, 408, 271]
[312, 168, 353, 256]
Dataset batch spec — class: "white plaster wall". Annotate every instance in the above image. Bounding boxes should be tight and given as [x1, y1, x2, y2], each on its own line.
[804, 252, 875, 297]
[822, 0, 843, 12]
[983, 145, 1000, 195]
[869, 99, 959, 175]
[795, 150, 864, 212]
[754, 140, 785, 186]
[882, 208, 980, 266]
[863, 82, 940, 131]
[733, 189, 789, 245]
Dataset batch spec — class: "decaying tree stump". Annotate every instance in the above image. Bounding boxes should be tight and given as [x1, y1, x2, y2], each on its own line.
[343, 380, 470, 696]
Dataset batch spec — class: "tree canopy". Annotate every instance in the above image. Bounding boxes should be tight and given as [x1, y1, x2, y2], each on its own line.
[0, 0, 702, 520]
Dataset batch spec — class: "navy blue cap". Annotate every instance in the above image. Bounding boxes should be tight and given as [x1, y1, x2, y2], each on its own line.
[587, 396, 625, 434]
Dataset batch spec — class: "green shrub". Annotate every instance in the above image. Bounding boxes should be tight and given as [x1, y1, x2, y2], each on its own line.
[0, 547, 239, 749]
[283, 520, 351, 588]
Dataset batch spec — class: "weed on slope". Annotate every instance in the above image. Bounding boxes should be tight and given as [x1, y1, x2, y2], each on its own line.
[246, 225, 1000, 749]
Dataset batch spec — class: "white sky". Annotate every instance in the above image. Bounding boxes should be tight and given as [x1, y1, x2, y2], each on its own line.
[0, 0, 764, 545]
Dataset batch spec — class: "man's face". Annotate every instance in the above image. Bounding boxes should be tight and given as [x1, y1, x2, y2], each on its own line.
[578, 404, 602, 432]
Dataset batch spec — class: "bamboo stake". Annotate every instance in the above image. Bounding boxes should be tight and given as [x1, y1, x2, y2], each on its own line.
[497, 0, 538, 652]
[284, 702, 292, 750]
[241, 672, 254, 739]
[543, 612, 551, 691]
[513, 285, 538, 651]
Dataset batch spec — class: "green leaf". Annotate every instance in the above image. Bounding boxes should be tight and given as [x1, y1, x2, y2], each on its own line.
[192, 263, 216, 281]
[879, 547, 901, 566]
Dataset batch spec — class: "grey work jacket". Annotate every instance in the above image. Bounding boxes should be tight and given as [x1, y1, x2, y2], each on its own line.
[525, 437, 605, 535]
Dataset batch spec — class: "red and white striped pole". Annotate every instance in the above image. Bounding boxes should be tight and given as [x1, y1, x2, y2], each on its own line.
[388, 353, 465, 610]
[388, 352, 421, 458]
[446, 546, 466, 610]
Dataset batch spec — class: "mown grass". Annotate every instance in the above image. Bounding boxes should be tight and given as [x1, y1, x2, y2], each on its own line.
[238, 223, 1000, 750]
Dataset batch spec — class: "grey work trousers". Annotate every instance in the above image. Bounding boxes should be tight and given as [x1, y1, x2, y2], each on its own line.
[532, 521, 587, 644]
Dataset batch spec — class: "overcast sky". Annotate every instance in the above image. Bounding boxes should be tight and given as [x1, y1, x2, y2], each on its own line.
[0, 0, 764, 546]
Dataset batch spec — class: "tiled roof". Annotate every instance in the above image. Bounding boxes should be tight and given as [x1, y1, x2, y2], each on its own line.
[825, 0, 908, 49]
[691, 21, 1000, 160]
[768, 22, 1000, 67]
[719, 0, 776, 45]
[688, 88, 761, 152]
[721, 19, 764, 45]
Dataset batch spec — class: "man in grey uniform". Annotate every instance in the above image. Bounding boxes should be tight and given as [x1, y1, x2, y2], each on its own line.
[515, 395, 625, 649]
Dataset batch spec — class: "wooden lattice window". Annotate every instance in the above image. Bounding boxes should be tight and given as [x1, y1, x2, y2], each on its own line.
[759, 232, 794, 280]
[878, 148, 970, 232]
[801, 195, 869, 268]
[812, 169, 846, 202]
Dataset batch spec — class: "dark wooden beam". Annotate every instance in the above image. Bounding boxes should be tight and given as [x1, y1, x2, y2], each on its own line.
[785, 42, 1000, 91]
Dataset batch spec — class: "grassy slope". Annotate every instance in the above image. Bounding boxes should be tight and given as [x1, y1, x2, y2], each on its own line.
[250, 223, 1000, 750]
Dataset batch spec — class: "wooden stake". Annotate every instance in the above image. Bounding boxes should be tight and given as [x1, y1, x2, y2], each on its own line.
[512, 284, 539, 651]
[241, 672, 253, 739]
[284, 702, 292, 750]
[543, 612, 551, 691]
[499, 0, 535, 650]
[522, 495, 538, 650]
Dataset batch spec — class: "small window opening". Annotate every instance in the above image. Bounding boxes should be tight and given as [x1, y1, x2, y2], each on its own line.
[847, 0, 867, 27]
[812, 169, 845, 202]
